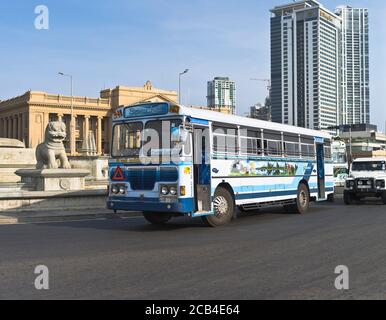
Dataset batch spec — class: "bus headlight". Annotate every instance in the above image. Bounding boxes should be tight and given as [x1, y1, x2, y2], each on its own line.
[161, 186, 169, 195]
[169, 186, 177, 195]
[111, 185, 119, 194]
[119, 186, 126, 194]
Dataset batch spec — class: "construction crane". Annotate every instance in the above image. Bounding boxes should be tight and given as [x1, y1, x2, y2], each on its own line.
[250, 78, 272, 121]
[250, 78, 271, 93]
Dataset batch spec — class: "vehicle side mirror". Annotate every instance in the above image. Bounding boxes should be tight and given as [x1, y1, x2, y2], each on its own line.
[171, 126, 189, 143]
[178, 127, 189, 143]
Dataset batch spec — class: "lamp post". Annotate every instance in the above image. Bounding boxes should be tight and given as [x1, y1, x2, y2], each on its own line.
[58, 72, 75, 155]
[178, 69, 189, 104]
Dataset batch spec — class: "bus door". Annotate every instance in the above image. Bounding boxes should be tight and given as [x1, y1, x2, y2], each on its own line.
[315, 139, 326, 200]
[193, 124, 211, 213]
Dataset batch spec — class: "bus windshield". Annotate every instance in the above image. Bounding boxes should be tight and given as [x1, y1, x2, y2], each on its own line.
[112, 119, 189, 159]
[112, 122, 143, 158]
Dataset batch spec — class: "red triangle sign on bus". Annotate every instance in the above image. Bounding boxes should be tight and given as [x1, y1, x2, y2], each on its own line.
[112, 166, 125, 181]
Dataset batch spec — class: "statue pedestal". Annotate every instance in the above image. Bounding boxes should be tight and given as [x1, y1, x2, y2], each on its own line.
[15, 169, 90, 191]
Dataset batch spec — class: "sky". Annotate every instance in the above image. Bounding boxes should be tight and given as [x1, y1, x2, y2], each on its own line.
[1, 0, 385, 131]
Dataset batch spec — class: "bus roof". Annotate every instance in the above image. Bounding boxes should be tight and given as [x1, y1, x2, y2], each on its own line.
[177, 105, 331, 139]
[116, 102, 331, 139]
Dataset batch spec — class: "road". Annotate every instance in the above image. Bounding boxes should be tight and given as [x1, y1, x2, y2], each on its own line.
[1, 199, 386, 300]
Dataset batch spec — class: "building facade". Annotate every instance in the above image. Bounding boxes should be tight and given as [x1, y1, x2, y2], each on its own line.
[0, 81, 177, 156]
[249, 103, 271, 121]
[338, 124, 386, 159]
[207, 77, 236, 114]
[270, 0, 341, 132]
[335, 6, 370, 125]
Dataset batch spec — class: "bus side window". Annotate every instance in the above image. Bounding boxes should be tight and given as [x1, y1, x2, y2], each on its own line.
[300, 136, 315, 158]
[264, 130, 282, 156]
[324, 140, 331, 160]
[284, 142, 299, 157]
[266, 140, 281, 156]
[283, 134, 300, 157]
[239, 127, 261, 156]
[213, 125, 238, 157]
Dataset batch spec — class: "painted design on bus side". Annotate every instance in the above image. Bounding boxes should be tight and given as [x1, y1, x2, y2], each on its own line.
[229, 160, 310, 177]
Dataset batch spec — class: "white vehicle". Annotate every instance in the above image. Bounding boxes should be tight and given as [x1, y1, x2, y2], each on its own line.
[333, 165, 349, 187]
[332, 141, 349, 187]
[344, 158, 386, 205]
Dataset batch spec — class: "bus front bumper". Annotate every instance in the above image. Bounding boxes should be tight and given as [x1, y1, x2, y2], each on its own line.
[107, 197, 194, 214]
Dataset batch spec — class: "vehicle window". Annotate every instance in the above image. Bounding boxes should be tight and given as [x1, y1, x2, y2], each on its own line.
[239, 128, 262, 156]
[213, 127, 238, 156]
[352, 161, 386, 171]
[144, 119, 183, 159]
[112, 122, 143, 158]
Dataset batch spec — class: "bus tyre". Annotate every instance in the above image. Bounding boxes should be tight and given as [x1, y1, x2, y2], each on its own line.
[327, 193, 334, 202]
[202, 187, 234, 227]
[343, 191, 353, 205]
[285, 183, 310, 214]
[142, 212, 172, 225]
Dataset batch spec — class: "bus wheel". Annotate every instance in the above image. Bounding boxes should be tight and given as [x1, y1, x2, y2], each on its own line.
[285, 183, 310, 214]
[142, 212, 172, 225]
[202, 187, 234, 227]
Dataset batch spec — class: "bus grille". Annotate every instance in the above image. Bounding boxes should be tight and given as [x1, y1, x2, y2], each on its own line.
[126, 167, 178, 191]
[160, 167, 178, 182]
[127, 168, 157, 190]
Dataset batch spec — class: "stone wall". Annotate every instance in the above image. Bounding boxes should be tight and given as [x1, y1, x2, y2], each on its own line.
[0, 146, 36, 183]
[68, 156, 109, 181]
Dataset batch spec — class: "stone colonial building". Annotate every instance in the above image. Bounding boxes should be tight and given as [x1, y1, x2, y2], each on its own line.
[0, 81, 177, 156]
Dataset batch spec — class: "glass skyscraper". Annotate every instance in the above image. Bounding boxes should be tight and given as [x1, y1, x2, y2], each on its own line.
[336, 6, 370, 125]
[270, 0, 341, 132]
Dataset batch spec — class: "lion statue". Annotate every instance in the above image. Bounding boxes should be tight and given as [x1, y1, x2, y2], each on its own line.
[36, 121, 72, 169]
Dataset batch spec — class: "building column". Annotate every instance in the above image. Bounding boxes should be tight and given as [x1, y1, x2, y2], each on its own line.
[18, 114, 23, 141]
[0, 118, 3, 137]
[97, 116, 102, 155]
[21, 113, 27, 144]
[13, 116, 18, 139]
[70, 114, 76, 155]
[43, 112, 49, 131]
[8, 116, 13, 139]
[84, 115, 90, 155]
[4, 117, 9, 138]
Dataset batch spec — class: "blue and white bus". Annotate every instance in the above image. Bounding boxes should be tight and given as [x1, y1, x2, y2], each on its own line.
[107, 102, 334, 227]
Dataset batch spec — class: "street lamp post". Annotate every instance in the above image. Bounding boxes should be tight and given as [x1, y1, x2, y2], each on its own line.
[178, 69, 189, 104]
[58, 72, 75, 155]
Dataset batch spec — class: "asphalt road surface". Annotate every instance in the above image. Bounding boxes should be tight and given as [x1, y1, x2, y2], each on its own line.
[1, 198, 386, 300]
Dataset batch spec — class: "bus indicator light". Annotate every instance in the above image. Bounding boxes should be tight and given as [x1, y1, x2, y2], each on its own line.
[180, 186, 186, 196]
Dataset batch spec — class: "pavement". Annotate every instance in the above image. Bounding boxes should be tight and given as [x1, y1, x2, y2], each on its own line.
[0, 209, 140, 224]
[0, 198, 386, 299]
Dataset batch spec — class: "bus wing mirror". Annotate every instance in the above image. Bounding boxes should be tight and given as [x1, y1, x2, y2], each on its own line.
[179, 127, 189, 143]
[171, 126, 189, 143]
